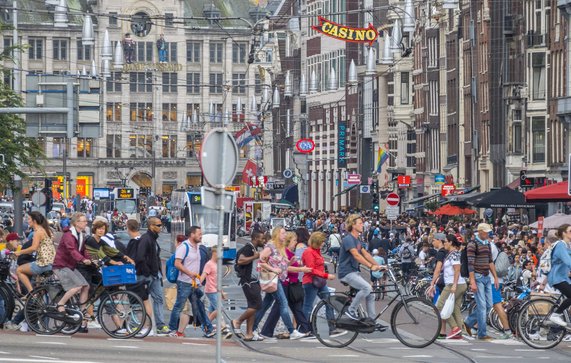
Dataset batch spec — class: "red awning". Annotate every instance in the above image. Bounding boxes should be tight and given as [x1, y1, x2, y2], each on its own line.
[525, 181, 571, 201]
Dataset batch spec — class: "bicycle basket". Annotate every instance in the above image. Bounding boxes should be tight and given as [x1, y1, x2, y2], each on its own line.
[101, 264, 137, 287]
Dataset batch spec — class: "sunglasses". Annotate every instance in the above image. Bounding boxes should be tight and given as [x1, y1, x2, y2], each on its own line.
[153, 224, 163, 227]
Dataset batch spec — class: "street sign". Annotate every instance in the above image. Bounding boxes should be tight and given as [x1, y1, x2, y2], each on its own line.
[347, 173, 361, 185]
[435, 174, 445, 185]
[200, 128, 239, 188]
[201, 186, 235, 212]
[386, 206, 399, 220]
[484, 208, 493, 218]
[386, 192, 400, 206]
[32, 191, 46, 206]
[537, 216, 544, 238]
[441, 183, 456, 197]
[398, 175, 411, 188]
[360, 185, 370, 194]
[283, 169, 293, 179]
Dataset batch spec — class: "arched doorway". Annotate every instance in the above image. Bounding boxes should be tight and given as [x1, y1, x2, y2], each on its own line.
[131, 171, 152, 188]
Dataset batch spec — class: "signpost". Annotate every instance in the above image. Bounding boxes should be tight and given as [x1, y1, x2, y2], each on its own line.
[441, 183, 456, 197]
[386, 206, 399, 220]
[199, 128, 238, 363]
[537, 216, 544, 238]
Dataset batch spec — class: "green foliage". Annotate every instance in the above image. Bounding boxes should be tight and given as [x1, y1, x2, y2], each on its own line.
[424, 200, 439, 211]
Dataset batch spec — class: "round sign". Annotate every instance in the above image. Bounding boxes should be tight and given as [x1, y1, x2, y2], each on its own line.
[484, 208, 493, 218]
[283, 168, 293, 179]
[295, 138, 315, 154]
[386, 192, 400, 206]
[200, 128, 239, 187]
[32, 191, 47, 207]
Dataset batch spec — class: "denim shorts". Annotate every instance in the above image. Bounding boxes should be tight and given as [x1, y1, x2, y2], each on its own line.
[206, 292, 218, 313]
[30, 262, 52, 275]
[491, 282, 503, 304]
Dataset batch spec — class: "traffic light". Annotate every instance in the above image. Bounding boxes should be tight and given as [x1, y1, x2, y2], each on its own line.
[372, 192, 379, 212]
[43, 178, 53, 212]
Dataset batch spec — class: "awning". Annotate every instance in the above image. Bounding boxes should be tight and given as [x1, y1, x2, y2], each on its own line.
[525, 181, 571, 202]
[281, 184, 299, 205]
[434, 204, 477, 216]
[333, 183, 359, 198]
[529, 213, 571, 229]
[404, 193, 440, 205]
[472, 187, 535, 209]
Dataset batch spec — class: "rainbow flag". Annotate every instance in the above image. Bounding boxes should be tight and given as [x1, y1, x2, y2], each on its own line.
[376, 147, 389, 173]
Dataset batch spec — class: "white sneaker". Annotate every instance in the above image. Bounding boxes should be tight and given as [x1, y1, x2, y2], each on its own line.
[549, 313, 567, 327]
[87, 321, 102, 329]
[252, 331, 265, 341]
[3, 322, 18, 330]
[563, 335, 571, 342]
[138, 327, 154, 337]
[290, 329, 307, 340]
[258, 333, 276, 341]
[19, 322, 29, 333]
[114, 328, 128, 335]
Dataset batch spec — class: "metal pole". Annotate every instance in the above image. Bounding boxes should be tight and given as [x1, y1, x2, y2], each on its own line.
[63, 136, 67, 203]
[215, 130, 228, 363]
[12, 0, 23, 236]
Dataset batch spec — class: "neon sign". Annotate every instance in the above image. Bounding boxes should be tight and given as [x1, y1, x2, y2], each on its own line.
[312, 16, 379, 45]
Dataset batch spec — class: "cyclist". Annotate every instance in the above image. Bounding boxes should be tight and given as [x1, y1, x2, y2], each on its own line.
[546, 224, 571, 327]
[338, 214, 385, 330]
[328, 227, 342, 258]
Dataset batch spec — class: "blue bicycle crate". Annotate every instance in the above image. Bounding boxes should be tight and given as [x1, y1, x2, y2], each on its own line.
[102, 264, 137, 286]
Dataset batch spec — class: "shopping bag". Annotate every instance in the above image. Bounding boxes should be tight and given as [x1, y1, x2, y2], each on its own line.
[440, 293, 455, 319]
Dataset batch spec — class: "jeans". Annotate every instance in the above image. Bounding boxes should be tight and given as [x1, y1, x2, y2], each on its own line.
[148, 275, 166, 328]
[302, 283, 334, 333]
[159, 49, 167, 62]
[0, 293, 5, 324]
[168, 281, 213, 333]
[340, 272, 376, 318]
[262, 283, 311, 336]
[465, 273, 493, 338]
[253, 283, 294, 334]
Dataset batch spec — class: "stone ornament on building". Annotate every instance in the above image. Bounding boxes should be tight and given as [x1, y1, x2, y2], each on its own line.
[107, 171, 122, 180]
[122, 33, 135, 64]
[163, 171, 177, 180]
[157, 34, 167, 63]
[131, 12, 152, 37]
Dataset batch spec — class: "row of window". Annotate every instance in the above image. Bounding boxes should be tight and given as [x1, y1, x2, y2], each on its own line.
[105, 102, 248, 123]
[10, 37, 250, 64]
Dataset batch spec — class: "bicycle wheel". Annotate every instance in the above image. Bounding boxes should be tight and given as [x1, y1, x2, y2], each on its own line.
[98, 289, 146, 339]
[0, 286, 14, 323]
[135, 313, 152, 339]
[391, 296, 441, 348]
[24, 286, 66, 335]
[311, 298, 359, 348]
[517, 298, 567, 349]
[61, 296, 82, 335]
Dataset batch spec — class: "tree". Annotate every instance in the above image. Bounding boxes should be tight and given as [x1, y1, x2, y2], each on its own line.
[0, 24, 44, 190]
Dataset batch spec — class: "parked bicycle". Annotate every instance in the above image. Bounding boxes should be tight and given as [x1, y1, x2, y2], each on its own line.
[310, 263, 441, 349]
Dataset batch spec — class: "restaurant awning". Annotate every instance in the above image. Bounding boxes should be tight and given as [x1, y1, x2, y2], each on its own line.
[472, 187, 535, 209]
[525, 181, 571, 202]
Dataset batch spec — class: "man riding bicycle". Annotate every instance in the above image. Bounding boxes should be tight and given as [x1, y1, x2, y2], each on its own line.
[338, 214, 386, 331]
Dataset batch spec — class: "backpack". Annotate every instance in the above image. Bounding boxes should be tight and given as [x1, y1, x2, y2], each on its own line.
[166, 243, 190, 283]
[539, 241, 561, 275]
[234, 243, 251, 279]
[401, 245, 413, 260]
[460, 241, 478, 278]
[494, 251, 510, 278]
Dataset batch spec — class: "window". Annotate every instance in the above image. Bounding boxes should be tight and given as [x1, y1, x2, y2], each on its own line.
[162, 73, 177, 93]
[106, 102, 122, 122]
[37, 137, 46, 154]
[167, 42, 177, 62]
[209, 42, 223, 63]
[107, 135, 122, 158]
[129, 135, 153, 158]
[186, 41, 201, 63]
[232, 42, 247, 63]
[28, 38, 43, 60]
[106, 72, 122, 92]
[255, 74, 262, 94]
[186, 133, 201, 157]
[77, 138, 93, 158]
[165, 13, 174, 27]
[532, 53, 546, 100]
[401, 72, 410, 104]
[209, 73, 223, 94]
[161, 135, 177, 158]
[232, 73, 246, 94]
[186, 72, 200, 94]
[109, 12, 118, 27]
[186, 104, 200, 118]
[136, 42, 153, 62]
[162, 103, 177, 122]
[130, 103, 153, 122]
[3, 37, 12, 57]
[52, 137, 69, 158]
[53, 39, 68, 61]
[513, 122, 522, 153]
[532, 117, 545, 162]
[232, 103, 246, 122]
[2, 69, 13, 89]
[76, 40, 92, 61]
[129, 72, 152, 92]
[429, 80, 439, 115]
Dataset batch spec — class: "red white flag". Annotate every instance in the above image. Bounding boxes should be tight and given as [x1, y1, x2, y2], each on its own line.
[242, 159, 258, 184]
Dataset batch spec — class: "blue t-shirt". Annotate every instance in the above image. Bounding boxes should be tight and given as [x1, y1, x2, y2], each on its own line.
[338, 234, 362, 279]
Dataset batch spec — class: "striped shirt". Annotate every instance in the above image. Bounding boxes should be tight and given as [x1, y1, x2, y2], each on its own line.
[467, 239, 493, 275]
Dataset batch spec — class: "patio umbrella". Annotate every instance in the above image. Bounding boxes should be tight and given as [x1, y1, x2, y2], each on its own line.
[434, 204, 465, 216]
[460, 208, 477, 215]
[529, 213, 571, 229]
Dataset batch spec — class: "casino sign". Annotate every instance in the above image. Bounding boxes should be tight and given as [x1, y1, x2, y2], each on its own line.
[312, 16, 379, 45]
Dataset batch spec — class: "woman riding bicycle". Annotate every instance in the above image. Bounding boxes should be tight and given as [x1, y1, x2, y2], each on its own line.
[546, 224, 571, 327]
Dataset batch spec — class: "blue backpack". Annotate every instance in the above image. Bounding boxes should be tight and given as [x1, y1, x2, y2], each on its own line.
[166, 243, 189, 283]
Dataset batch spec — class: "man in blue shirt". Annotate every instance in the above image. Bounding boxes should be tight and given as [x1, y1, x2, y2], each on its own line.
[338, 214, 385, 329]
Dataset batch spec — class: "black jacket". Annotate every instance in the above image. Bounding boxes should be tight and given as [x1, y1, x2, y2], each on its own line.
[127, 230, 161, 277]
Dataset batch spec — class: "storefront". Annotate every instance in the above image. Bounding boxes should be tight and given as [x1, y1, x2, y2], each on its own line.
[75, 174, 93, 198]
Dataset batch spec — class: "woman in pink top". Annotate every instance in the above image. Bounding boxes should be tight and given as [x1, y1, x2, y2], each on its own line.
[200, 246, 231, 337]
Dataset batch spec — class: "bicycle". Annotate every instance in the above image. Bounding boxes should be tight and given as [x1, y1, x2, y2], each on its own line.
[516, 291, 570, 349]
[311, 263, 441, 349]
[24, 262, 147, 339]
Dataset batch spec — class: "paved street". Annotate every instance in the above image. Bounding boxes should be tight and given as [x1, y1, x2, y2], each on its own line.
[2, 233, 569, 362]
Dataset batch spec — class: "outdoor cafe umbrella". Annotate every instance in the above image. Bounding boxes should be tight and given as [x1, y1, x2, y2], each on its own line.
[529, 213, 571, 230]
[434, 204, 477, 216]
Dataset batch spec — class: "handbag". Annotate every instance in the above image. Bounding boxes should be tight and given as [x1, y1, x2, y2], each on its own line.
[312, 275, 327, 289]
[259, 269, 278, 293]
[440, 293, 455, 319]
[287, 282, 304, 304]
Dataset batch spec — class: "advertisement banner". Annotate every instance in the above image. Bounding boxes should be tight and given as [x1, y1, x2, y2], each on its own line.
[338, 121, 347, 168]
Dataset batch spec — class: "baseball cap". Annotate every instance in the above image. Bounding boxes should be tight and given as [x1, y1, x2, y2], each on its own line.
[6, 232, 19, 242]
[373, 229, 379, 236]
[477, 223, 492, 233]
[372, 249, 379, 255]
[433, 232, 446, 241]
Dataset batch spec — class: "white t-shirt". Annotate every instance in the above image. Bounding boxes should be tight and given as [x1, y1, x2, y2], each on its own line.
[443, 250, 466, 285]
[490, 242, 503, 284]
[329, 234, 342, 248]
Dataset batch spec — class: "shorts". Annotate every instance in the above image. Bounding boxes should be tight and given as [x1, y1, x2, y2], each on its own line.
[54, 267, 89, 291]
[30, 262, 52, 275]
[206, 292, 217, 313]
[241, 282, 262, 310]
[492, 282, 503, 305]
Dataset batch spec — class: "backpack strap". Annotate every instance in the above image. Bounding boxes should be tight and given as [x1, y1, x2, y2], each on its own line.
[181, 242, 190, 263]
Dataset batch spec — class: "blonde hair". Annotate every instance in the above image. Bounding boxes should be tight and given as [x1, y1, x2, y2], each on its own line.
[285, 232, 297, 246]
[309, 232, 327, 249]
[271, 226, 287, 257]
[345, 214, 362, 232]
